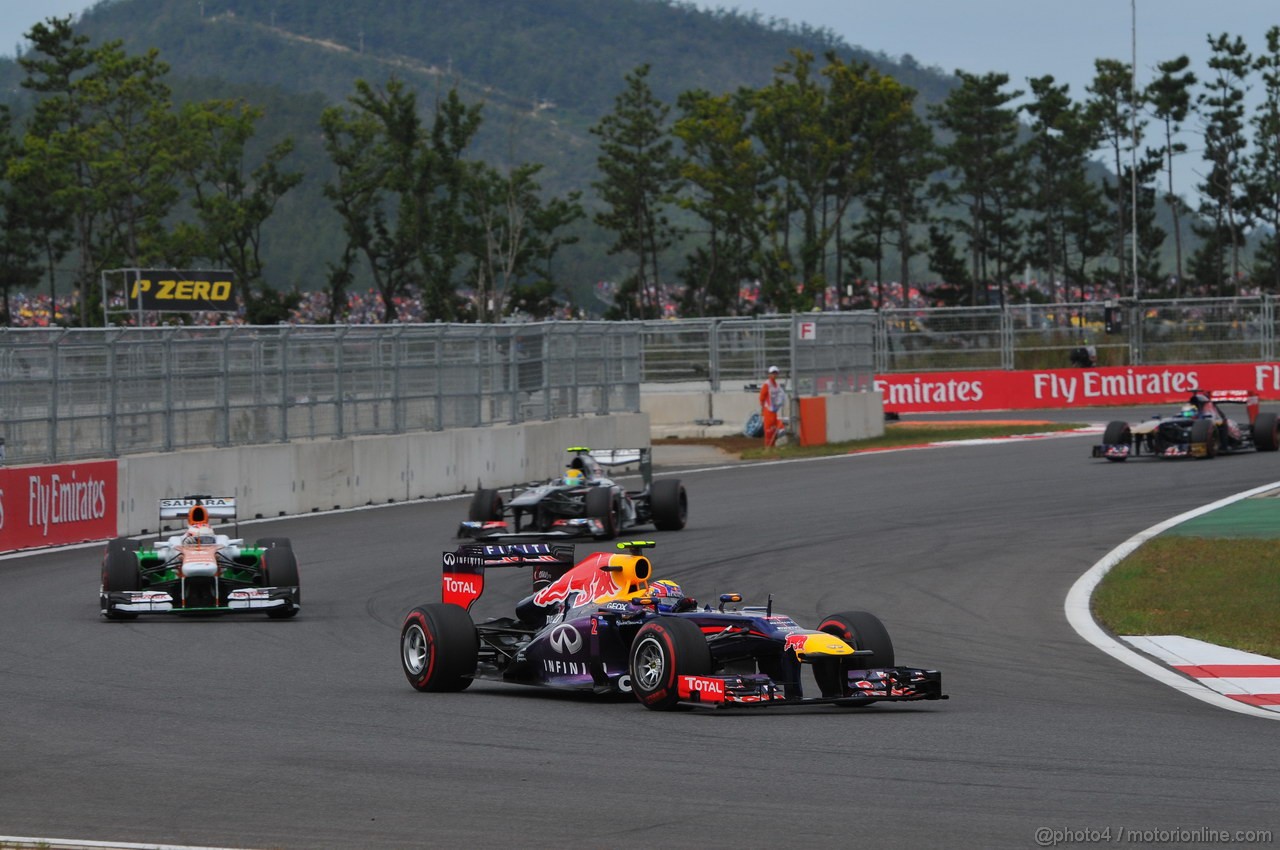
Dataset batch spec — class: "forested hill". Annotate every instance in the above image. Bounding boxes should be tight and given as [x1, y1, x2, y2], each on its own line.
[0, 0, 960, 296]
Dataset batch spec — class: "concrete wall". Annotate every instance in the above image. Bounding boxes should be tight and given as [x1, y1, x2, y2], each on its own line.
[645, 389, 883, 442]
[117, 413, 649, 534]
[825, 392, 885, 443]
[644, 390, 760, 438]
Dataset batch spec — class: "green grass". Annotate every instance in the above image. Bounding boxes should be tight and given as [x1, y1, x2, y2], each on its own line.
[1094, 537, 1280, 657]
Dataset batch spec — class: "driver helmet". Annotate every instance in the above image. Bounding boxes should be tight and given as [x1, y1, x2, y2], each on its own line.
[563, 468, 585, 487]
[1178, 404, 1198, 418]
[650, 579, 683, 599]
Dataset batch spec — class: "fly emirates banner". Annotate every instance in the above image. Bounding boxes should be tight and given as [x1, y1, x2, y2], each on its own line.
[874, 363, 1280, 413]
[0, 460, 117, 552]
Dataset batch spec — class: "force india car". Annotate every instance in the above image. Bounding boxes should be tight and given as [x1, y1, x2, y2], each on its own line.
[100, 497, 301, 620]
[1092, 390, 1280, 461]
[458, 447, 687, 540]
[399, 540, 946, 710]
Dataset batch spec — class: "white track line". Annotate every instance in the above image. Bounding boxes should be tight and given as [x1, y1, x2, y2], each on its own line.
[1063, 480, 1280, 721]
[0, 837, 253, 850]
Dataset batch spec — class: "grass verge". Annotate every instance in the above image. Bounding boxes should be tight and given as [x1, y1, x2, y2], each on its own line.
[1093, 536, 1280, 657]
[655, 420, 1087, 461]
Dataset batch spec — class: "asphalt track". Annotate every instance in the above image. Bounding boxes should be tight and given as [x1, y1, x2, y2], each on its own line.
[3, 411, 1280, 849]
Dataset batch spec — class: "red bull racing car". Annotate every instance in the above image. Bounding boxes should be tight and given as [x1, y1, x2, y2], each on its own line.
[100, 496, 301, 620]
[1092, 390, 1279, 461]
[399, 541, 946, 710]
[459, 447, 687, 540]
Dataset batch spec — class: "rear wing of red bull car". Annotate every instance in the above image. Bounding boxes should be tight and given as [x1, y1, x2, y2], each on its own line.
[442, 542, 576, 611]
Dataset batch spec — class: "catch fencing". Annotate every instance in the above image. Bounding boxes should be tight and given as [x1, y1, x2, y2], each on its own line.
[2, 296, 1274, 464]
[0, 323, 640, 465]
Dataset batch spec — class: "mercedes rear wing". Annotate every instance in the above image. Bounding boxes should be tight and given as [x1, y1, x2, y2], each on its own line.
[442, 542, 576, 611]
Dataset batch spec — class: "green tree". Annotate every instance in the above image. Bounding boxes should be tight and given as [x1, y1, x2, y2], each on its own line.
[463, 160, 582, 322]
[930, 70, 1025, 305]
[1087, 58, 1149, 295]
[0, 107, 41, 324]
[591, 64, 681, 319]
[173, 99, 303, 309]
[1023, 76, 1096, 307]
[1193, 34, 1253, 294]
[14, 17, 189, 325]
[322, 79, 482, 323]
[1146, 55, 1197, 293]
[672, 88, 763, 316]
[1249, 26, 1280, 291]
[873, 98, 936, 307]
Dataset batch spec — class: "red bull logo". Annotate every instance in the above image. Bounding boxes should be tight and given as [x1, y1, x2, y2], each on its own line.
[531, 552, 622, 608]
[784, 634, 808, 654]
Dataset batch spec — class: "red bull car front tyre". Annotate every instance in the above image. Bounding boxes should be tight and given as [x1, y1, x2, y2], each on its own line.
[629, 617, 712, 710]
[813, 611, 895, 702]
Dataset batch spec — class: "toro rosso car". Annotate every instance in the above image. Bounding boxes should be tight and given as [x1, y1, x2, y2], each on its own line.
[1092, 390, 1280, 461]
[100, 497, 301, 620]
[399, 541, 946, 710]
[458, 447, 687, 540]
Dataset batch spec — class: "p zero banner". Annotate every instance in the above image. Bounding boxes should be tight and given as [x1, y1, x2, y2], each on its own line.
[874, 362, 1280, 414]
[128, 269, 237, 312]
[0, 461, 117, 552]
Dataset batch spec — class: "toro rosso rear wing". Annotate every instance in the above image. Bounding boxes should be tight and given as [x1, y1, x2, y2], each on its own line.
[1206, 390, 1259, 422]
[442, 542, 576, 611]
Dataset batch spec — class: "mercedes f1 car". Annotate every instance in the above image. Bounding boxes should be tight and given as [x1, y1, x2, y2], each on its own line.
[1092, 390, 1279, 461]
[100, 497, 301, 620]
[458, 447, 687, 540]
[399, 541, 946, 710]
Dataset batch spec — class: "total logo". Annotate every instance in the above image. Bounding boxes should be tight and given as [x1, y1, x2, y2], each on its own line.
[678, 675, 726, 701]
[443, 575, 480, 595]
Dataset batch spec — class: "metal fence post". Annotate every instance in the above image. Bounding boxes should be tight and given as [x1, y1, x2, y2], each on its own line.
[107, 331, 118, 457]
[335, 326, 348, 438]
[1264, 295, 1276, 363]
[709, 318, 721, 392]
[280, 326, 291, 442]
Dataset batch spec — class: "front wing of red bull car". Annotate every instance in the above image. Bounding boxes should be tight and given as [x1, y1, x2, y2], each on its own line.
[399, 541, 945, 710]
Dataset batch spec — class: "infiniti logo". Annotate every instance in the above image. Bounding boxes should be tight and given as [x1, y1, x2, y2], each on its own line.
[548, 623, 582, 655]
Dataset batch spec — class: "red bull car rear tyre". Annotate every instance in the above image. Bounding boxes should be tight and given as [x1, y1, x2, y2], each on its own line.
[401, 603, 479, 692]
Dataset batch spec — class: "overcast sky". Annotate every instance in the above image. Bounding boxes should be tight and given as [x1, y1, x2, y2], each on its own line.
[690, 1, 1277, 99]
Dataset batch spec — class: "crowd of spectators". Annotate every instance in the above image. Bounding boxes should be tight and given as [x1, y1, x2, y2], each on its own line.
[0, 275, 1259, 328]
